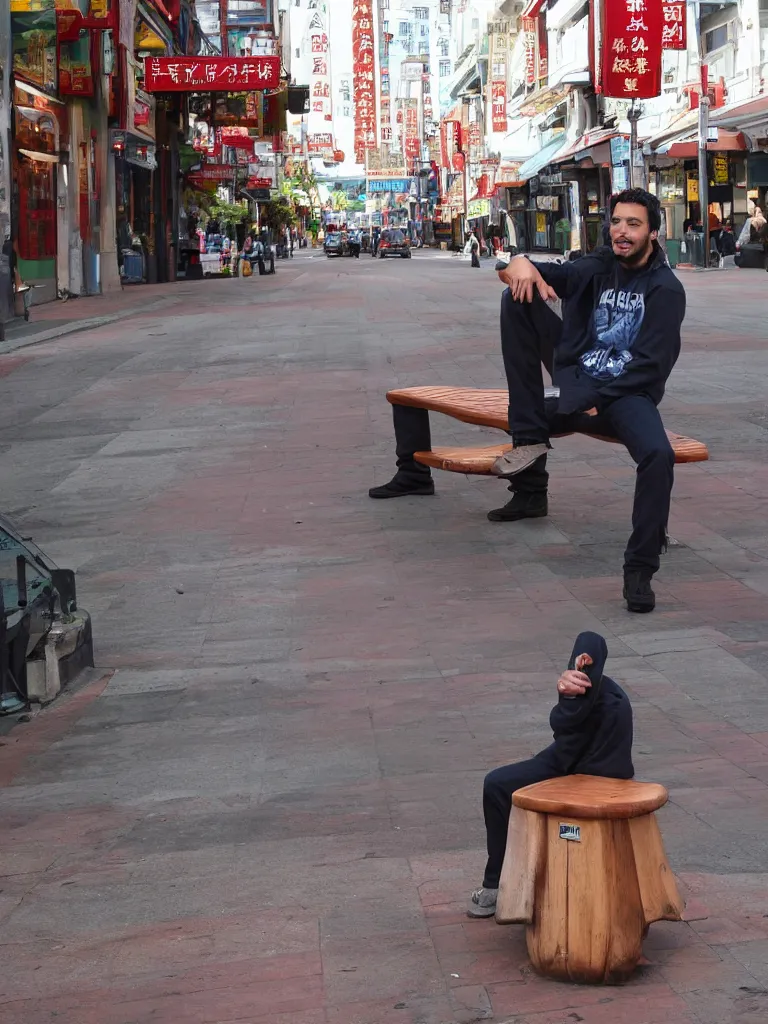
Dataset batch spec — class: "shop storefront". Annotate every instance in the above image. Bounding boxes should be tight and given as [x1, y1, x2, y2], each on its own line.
[747, 153, 768, 217]
[12, 86, 69, 305]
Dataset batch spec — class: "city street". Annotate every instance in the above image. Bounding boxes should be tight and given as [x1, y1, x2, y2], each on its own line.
[3, 252, 768, 1024]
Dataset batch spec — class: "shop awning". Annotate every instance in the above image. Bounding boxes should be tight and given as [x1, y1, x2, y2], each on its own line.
[496, 160, 525, 187]
[710, 94, 768, 134]
[518, 84, 571, 119]
[656, 128, 747, 158]
[644, 110, 698, 152]
[554, 128, 627, 164]
[516, 136, 567, 181]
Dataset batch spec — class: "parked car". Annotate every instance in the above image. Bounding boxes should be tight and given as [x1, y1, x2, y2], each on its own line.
[324, 231, 351, 257]
[377, 229, 411, 259]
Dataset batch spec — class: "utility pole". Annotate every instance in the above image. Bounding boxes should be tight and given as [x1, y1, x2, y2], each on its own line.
[698, 63, 710, 267]
[628, 100, 641, 189]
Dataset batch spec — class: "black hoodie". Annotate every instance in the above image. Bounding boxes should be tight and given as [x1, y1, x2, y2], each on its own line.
[532, 243, 685, 416]
[548, 631, 634, 779]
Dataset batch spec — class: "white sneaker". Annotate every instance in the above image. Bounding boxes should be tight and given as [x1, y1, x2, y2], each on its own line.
[491, 443, 549, 479]
[467, 886, 498, 918]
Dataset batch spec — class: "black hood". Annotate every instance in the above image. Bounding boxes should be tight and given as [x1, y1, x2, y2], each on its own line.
[567, 631, 608, 689]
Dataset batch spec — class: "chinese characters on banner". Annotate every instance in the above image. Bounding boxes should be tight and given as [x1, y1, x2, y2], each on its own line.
[601, 0, 663, 99]
[403, 97, 419, 160]
[537, 17, 548, 80]
[379, 19, 391, 146]
[522, 17, 537, 87]
[143, 56, 281, 92]
[308, 132, 334, 153]
[310, 14, 332, 123]
[352, 0, 377, 162]
[661, 1, 686, 50]
[489, 29, 507, 133]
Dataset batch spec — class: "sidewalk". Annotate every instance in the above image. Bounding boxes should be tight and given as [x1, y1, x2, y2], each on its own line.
[1, 255, 768, 1023]
[0, 281, 197, 355]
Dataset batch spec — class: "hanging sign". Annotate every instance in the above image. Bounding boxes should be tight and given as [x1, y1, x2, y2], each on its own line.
[601, 0, 663, 99]
[661, 2, 686, 50]
[143, 56, 280, 92]
[352, 0, 377, 161]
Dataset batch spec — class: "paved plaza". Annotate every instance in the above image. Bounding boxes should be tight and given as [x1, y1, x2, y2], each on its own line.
[1, 252, 768, 1023]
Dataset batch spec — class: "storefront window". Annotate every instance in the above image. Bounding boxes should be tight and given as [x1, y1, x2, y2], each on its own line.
[15, 157, 56, 261]
[659, 168, 684, 203]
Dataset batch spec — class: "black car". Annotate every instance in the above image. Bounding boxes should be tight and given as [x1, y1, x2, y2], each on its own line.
[377, 229, 411, 259]
[324, 231, 351, 257]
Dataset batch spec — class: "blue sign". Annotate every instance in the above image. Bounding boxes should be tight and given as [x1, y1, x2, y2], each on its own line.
[368, 179, 409, 192]
[610, 136, 630, 167]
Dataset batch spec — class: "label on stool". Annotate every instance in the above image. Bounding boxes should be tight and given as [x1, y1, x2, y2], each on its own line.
[559, 823, 581, 842]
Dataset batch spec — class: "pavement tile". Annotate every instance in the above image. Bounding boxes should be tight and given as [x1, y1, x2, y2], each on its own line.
[3, 259, 768, 1023]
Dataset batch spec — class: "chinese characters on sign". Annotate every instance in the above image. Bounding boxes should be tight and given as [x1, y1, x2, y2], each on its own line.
[403, 98, 419, 160]
[661, 2, 686, 50]
[352, 0, 377, 162]
[602, 0, 663, 100]
[522, 17, 537, 87]
[489, 30, 507, 133]
[143, 57, 280, 92]
[308, 132, 334, 153]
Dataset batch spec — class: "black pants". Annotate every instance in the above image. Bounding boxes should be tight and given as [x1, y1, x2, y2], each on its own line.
[501, 291, 674, 573]
[482, 745, 563, 888]
[471, 249, 481, 268]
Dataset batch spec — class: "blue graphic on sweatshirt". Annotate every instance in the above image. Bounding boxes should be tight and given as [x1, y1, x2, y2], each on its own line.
[580, 287, 645, 381]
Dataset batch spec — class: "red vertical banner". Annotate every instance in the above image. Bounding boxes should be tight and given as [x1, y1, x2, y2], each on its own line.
[439, 119, 449, 168]
[352, 0, 377, 163]
[489, 28, 508, 133]
[602, 0, 663, 100]
[537, 17, 548, 80]
[404, 98, 419, 159]
[522, 17, 537, 87]
[661, 2, 686, 50]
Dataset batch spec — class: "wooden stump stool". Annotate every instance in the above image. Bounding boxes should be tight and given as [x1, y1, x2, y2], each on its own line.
[495, 775, 684, 985]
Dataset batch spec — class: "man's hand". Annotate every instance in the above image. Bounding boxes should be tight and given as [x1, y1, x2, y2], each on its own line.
[557, 653, 593, 697]
[498, 255, 558, 304]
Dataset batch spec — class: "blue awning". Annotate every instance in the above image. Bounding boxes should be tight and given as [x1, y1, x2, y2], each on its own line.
[516, 137, 567, 181]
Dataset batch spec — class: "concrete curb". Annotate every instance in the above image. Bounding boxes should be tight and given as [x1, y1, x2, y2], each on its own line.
[0, 296, 179, 356]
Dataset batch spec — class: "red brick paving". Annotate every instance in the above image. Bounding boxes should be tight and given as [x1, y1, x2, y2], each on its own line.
[1, 255, 768, 1021]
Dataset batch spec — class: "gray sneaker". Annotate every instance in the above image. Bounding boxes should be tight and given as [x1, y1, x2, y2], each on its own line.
[467, 886, 498, 918]
[491, 444, 549, 479]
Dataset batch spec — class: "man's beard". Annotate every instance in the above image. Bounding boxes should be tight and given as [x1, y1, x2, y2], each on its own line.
[614, 239, 654, 268]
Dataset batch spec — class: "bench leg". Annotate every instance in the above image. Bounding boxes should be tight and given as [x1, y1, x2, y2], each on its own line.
[393, 404, 433, 485]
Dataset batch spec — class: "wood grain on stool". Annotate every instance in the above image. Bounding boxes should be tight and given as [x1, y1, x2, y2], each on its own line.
[496, 775, 684, 985]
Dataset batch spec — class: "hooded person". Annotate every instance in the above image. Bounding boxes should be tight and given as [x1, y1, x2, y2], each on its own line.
[468, 631, 634, 918]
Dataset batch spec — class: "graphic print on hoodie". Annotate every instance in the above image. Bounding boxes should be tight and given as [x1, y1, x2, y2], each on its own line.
[579, 283, 646, 382]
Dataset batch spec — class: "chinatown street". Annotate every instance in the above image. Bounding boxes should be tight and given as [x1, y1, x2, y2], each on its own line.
[2, 251, 768, 1024]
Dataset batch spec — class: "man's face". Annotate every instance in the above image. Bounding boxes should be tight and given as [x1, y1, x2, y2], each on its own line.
[610, 202, 657, 266]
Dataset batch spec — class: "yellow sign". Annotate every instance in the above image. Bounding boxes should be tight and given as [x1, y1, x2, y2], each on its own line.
[536, 212, 547, 233]
[713, 153, 729, 185]
[686, 174, 699, 203]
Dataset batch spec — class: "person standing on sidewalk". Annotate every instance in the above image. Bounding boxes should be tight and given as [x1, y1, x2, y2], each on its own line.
[369, 189, 685, 614]
[468, 631, 633, 918]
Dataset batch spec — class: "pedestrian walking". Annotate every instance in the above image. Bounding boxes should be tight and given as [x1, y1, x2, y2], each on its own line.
[469, 231, 481, 268]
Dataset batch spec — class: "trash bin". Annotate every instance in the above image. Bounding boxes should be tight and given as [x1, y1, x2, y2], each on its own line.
[684, 231, 704, 267]
[665, 239, 681, 268]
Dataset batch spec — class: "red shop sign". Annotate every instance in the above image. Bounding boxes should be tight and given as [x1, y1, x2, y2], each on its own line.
[491, 81, 507, 133]
[144, 56, 281, 92]
[661, 2, 686, 50]
[601, 0, 663, 100]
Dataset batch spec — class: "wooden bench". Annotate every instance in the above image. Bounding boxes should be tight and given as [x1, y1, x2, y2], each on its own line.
[495, 775, 685, 985]
[386, 386, 709, 474]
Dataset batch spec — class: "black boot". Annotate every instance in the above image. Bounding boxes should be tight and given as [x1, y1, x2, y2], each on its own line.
[487, 490, 548, 522]
[623, 570, 656, 613]
[369, 473, 435, 499]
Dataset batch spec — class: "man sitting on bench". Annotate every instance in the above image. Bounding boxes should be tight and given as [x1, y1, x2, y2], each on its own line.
[370, 188, 685, 613]
[468, 630, 633, 918]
